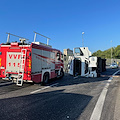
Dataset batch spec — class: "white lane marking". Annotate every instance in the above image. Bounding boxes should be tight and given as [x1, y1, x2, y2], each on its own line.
[90, 70, 120, 120]
[0, 81, 13, 86]
[112, 70, 120, 76]
[74, 76, 78, 79]
[114, 80, 120, 120]
[30, 83, 59, 94]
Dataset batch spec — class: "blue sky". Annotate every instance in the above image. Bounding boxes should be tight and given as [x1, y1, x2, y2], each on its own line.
[0, 0, 120, 53]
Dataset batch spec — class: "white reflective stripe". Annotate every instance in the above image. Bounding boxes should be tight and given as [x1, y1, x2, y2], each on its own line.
[1, 45, 11, 47]
[0, 67, 5, 69]
[19, 45, 30, 47]
[30, 83, 59, 94]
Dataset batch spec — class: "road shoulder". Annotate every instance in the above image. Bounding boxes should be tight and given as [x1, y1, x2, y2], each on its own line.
[114, 76, 120, 120]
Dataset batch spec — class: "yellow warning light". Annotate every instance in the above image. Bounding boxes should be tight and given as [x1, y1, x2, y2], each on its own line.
[29, 65, 31, 69]
[29, 59, 31, 69]
[0, 58, 1, 67]
[29, 59, 31, 63]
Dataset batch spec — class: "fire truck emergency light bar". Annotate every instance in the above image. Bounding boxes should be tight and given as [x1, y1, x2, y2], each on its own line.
[6, 32, 29, 43]
[34, 31, 51, 45]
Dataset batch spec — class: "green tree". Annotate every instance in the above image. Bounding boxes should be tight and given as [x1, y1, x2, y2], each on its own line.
[92, 50, 102, 57]
[92, 45, 120, 59]
[114, 45, 120, 58]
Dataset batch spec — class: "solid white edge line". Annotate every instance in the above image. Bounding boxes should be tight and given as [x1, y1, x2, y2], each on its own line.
[74, 76, 78, 79]
[30, 83, 59, 94]
[112, 70, 120, 76]
[89, 69, 120, 120]
[0, 81, 13, 86]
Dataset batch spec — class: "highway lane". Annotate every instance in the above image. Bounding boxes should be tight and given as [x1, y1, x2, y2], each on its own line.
[100, 71, 120, 120]
[0, 68, 119, 120]
[0, 78, 33, 95]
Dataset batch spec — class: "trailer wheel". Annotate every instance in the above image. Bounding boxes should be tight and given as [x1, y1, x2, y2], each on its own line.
[42, 73, 49, 85]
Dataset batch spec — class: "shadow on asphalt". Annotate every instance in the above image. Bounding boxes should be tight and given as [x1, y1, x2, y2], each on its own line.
[49, 68, 120, 87]
[0, 89, 92, 120]
[0, 68, 119, 94]
[0, 82, 32, 95]
[1, 68, 118, 119]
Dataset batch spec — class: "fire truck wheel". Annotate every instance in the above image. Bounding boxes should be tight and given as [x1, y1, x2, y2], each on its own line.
[57, 70, 64, 78]
[60, 71, 64, 77]
[42, 73, 49, 85]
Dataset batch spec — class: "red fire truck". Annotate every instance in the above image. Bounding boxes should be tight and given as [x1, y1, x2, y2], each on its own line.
[0, 32, 64, 86]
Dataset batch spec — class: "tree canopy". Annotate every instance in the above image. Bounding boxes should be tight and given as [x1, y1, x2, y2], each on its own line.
[92, 45, 120, 59]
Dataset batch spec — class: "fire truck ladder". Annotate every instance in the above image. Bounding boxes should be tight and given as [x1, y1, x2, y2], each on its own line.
[16, 49, 27, 86]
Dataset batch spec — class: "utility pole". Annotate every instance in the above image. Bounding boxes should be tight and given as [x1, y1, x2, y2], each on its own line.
[111, 40, 112, 64]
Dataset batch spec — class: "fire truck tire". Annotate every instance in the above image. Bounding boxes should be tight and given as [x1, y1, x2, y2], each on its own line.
[42, 73, 49, 85]
[60, 71, 64, 77]
[57, 70, 64, 78]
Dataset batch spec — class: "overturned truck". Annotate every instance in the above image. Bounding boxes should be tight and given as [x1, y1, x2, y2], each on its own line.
[68, 47, 106, 77]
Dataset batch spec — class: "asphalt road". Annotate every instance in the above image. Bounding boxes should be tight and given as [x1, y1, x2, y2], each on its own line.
[0, 68, 120, 120]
